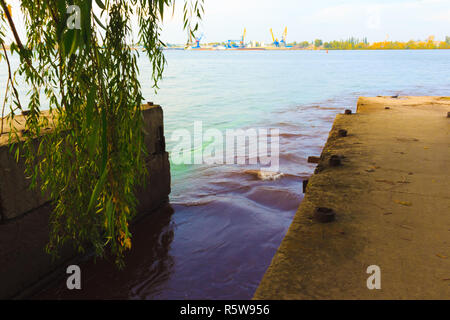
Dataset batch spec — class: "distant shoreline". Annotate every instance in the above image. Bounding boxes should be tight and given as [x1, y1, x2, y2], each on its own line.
[2, 45, 449, 52]
[164, 47, 450, 51]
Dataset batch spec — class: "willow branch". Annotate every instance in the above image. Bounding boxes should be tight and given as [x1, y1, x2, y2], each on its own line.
[0, 0, 24, 50]
[1, 42, 23, 115]
[1, 74, 10, 134]
[0, 0, 45, 86]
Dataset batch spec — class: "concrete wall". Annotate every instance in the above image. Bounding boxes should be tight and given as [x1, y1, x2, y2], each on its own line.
[0, 104, 170, 299]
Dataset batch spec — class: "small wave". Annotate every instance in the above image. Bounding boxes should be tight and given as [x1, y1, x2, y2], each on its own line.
[295, 105, 342, 111]
[279, 132, 306, 138]
[244, 169, 284, 181]
[279, 152, 305, 163]
[273, 122, 297, 128]
[172, 199, 215, 207]
[246, 186, 302, 212]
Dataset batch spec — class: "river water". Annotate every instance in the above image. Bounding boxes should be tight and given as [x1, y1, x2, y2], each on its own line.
[2, 50, 448, 299]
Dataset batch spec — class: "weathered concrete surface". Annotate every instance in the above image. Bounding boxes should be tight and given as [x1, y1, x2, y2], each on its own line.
[0, 130, 48, 221]
[0, 104, 170, 221]
[136, 104, 171, 215]
[0, 104, 170, 299]
[254, 96, 450, 300]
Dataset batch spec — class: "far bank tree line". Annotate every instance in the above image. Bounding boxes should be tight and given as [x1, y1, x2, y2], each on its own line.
[196, 36, 450, 50]
[293, 36, 450, 50]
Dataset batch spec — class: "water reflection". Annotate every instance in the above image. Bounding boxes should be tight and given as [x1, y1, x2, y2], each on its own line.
[37, 204, 175, 300]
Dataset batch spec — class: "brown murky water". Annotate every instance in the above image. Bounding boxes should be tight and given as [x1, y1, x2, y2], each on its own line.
[35, 103, 340, 300]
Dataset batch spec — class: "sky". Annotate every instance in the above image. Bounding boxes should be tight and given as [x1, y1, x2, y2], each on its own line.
[4, 0, 450, 44]
[159, 0, 450, 43]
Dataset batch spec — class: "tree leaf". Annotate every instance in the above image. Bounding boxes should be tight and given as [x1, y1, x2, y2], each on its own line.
[93, 13, 106, 30]
[87, 167, 108, 215]
[95, 0, 106, 10]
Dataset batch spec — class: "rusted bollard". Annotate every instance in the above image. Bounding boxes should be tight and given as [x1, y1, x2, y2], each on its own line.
[329, 155, 342, 166]
[307, 156, 320, 164]
[314, 207, 336, 223]
[302, 179, 309, 193]
[338, 129, 347, 137]
[344, 109, 352, 115]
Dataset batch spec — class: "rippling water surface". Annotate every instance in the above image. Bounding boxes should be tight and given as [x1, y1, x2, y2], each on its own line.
[4, 50, 447, 299]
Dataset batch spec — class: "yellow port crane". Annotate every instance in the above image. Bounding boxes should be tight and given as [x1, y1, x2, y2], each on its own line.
[270, 27, 289, 47]
[281, 27, 288, 46]
[241, 28, 246, 47]
[270, 28, 280, 47]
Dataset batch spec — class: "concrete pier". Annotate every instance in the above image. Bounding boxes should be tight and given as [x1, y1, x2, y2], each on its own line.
[254, 96, 450, 299]
[0, 104, 171, 299]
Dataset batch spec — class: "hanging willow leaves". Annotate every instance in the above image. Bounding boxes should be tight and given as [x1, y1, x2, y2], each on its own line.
[0, 0, 204, 266]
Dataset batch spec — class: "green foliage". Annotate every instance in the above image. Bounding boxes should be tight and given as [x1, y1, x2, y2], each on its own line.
[297, 41, 310, 48]
[323, 37, 369, 50]
[314, 39, 322, 48]
[321, 37, 450, 50]
[0, 0, 203, 266]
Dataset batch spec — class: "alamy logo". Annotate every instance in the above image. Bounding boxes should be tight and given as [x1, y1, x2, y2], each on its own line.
[67, 5, 81, 30]
[66, 265, 81, 290]
[366, 265, 381, 290]
[170, 121, 280, 172]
